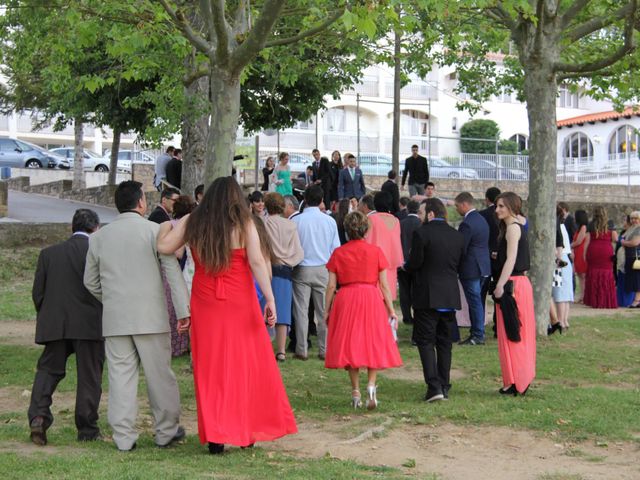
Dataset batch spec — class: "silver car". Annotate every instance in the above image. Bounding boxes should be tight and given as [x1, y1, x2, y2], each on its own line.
[430, 158, 479, 179]
[51, 148, 110, 172]
[0, 137, 64, 168]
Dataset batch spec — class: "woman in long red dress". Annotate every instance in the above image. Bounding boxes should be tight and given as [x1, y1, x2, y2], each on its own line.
[324, 211, 402, 410]
[493, 192, 535, 396]
[583, 206, 618, 309]
[158, 177, 297, 454]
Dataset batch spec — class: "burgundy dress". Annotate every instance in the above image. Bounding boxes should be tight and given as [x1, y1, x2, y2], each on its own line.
[324, 240, 402, 370]
[190, 249, 297, 446]
[583, 230, 617, 308]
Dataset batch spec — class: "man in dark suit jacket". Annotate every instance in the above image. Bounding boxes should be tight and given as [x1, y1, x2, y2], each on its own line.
[401, 144, 429, 196]
[479, 187, 501, 329]
[455, 192, 491, 345]
[338, 153, 366, 200]
[381, 170, 400, 214]
[148, 187, 180, 224]
[405, 198, 464, 402]
[28, 209, 104, 446]
[398, 200, 421, 324]
[165, 148, 183, 189]
[395, 196, 409, 220]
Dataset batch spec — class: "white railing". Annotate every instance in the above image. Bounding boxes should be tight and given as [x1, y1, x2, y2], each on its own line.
[259, 130, 316, 149]
[384, 82, 439, 100]
[344, 80, 379, 97]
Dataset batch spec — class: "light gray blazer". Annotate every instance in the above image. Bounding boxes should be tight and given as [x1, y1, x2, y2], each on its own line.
[84, 212, 189, 337]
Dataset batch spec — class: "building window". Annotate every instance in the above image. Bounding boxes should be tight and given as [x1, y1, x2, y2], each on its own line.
[325, 107, 346, 132]
[557, 84, 580, 108]
[509, 133, 528, 152]
[401, 110, 429, 137]
[608, 124, 639, 158]
[563, 132, 593, 161]
[293, 118, 314, 130]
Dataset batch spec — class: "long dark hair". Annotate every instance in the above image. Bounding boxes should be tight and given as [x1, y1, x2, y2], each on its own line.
[184, 177, 251, 272]
[334, 198, 351, 227]
[331, 150, 343, 169]
[496, 192, 523, 241]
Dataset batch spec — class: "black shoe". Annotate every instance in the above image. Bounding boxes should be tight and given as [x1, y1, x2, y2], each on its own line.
[29, 416, 47, 446]
[442, 387, 450, 400]
[158, 426, 186, 448]
[499, 385, 517, 396]
[208, 442, 224, 454]
[425, 390, 444, 403]
[547, 323, 563, 335]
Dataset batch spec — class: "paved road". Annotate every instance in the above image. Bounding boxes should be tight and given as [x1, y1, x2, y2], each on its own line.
[5, 190, 119, 223]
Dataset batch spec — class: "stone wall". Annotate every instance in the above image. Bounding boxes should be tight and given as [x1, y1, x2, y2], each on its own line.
[0, 180, 7, 217]
[0, 222, 71, 247]
[9, 168, 130, 188]
[133, 163, 155, 192]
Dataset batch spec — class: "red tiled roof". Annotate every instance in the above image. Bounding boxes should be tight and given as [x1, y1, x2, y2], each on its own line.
[557, 106, 640, 128]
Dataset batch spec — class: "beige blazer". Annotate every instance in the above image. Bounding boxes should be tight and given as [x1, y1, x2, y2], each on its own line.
[84, 212, 189, 337]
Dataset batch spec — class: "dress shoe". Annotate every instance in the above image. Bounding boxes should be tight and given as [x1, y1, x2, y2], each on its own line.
[443, 387, 450, 400]
[425, 391, 444, 403]
[458, 336, 485, 345]
[499, 384, 517, 396]
[29, 416, 47, 446]
[208, 442, 224, 454]
[78, 432, 103, 442]
[366, 385, 378, 410]
[158, 426, 186, 448]
[293, 353, 308, 361]
[547, 323, 563, 335]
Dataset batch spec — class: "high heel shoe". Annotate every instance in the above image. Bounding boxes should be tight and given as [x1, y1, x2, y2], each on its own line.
[499, 384, 517, 396]
[366, 385, 377, 410]
[351, 389, 361, 409]
[208, 442, 224, 454]
[547, 323, 563, 335]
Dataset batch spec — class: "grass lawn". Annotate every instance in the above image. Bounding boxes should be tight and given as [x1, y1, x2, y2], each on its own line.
[0, 246, 639, 479]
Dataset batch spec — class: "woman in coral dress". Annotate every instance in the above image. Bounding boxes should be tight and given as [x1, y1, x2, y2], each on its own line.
[583, 206, 618, 309]
[324, 211, 402, 410]
[493, 192, 536, 396]
[158, 177, 297, 454]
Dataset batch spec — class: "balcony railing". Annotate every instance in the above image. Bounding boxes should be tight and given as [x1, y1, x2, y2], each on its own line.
[259, 130, 316, 149]
[384, 82, 439, 101]
[323, 132, 378, 153]
[344, 80, 379, 97]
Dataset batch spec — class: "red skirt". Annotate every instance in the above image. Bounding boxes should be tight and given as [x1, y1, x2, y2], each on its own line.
[325, 283, 402, 369]
[496, 276, 536, 394]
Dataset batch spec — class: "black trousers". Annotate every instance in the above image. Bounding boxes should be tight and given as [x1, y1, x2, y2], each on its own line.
[287, 301, 317, 351]
[413, 309, 455, 394]
[28, 339, 105, 439]
[397, 269, 414, 324]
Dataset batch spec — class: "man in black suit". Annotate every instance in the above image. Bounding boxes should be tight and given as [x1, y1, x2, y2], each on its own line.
[455, 192, 491, 345]
[148, 187, 180, 224]
[479, 187, 501, 314]
[28, 209, 104, 445]
[298, 166, 314, 188]
[311, 148, 322, 184]
[165, 148, 183, 189]
[396, 197, 410, 220]
[398, 200, 421, 324]
[401, 144, 429, 197]
[405, 198, 464, 402]
[338, 153, 366, 200]
[381, 170, 400, 214]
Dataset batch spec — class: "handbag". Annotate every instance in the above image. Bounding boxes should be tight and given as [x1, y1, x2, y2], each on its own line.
[633, 250, 640, 270]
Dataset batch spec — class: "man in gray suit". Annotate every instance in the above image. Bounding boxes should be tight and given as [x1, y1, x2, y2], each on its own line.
[84, 181, 190, 451]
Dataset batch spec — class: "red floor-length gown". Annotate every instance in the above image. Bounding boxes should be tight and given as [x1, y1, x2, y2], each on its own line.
[325, 240, 402, 369]
[365, 212, 404, 300]
[190, 249, 297, 446]
[583, 230, 617, 308]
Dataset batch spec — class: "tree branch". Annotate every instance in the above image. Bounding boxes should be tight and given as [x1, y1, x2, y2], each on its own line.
[157, 0, 212, 56]
[564, 1, 635, 43]
[228, 0, 287, 75]
[556, 1, 637, 74]
[210, 0, 231, 65]
[560, 0, 592, 27]
[264, 8, 345, 48]
[183, 65, 209, 86]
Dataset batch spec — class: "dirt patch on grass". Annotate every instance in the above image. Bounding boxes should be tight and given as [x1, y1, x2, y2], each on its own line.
[0, 320, 36, 346]
[0, 441, 83, 456]
[269, 418, 640, 480]
[0, 386, 77, 415]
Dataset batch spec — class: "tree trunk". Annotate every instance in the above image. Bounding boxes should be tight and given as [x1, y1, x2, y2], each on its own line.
[72, 118, 85, 190]
[181, 79, 209, 197]
[204, 68, 241, 183]
[391, 24, 402, 181]
[108, 128, 121, 186]
[522, 63, 558, 335]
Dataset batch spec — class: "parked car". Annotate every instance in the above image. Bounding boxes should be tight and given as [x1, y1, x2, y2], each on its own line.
[0, 137, 66, 169]
[101, 149, 156, 174]
[430, 158, 479, 179]
[357, 153, 393, 176]
[287, 152, 314, 166]
[50, 148, 111, 172]
[460, 158, 528, 180]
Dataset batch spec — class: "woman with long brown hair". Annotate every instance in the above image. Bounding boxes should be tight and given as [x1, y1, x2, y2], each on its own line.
[493, 192, 535, 396]
[157, 177, 297, 454]
[583, 206, 618, 308]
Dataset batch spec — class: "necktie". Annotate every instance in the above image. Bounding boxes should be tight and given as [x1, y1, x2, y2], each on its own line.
[350, 168, 355, 180]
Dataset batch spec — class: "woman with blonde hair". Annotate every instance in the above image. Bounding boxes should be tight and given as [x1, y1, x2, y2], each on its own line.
[157, 177, 296, 454]
[493, 192, 535, 396]
[324, 211, 402, 409]
[583, 206, 618, 309]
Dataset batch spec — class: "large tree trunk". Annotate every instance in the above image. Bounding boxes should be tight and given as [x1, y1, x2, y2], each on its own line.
[204, 69, 241, 182]
[181, 79, 209, 197]
[108, 128, 121, 186]
[523, 62, 558, 335]
[72, 118, 85, 190]
[391, 23, 402, 180]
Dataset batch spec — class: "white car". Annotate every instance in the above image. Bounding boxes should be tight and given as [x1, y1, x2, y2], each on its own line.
[51, 148, 120, 172]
